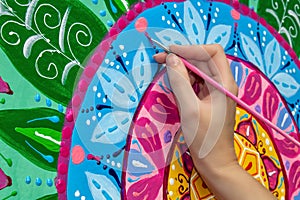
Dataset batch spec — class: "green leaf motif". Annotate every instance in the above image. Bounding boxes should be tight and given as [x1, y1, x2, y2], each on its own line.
[257, 0, 300, 58]
[0, 108, 64, 171]
[0, 0, 107, 106]
[104, 0, 138, 20]
[15, 127, 61, 152]
[37, 193, 58, 200]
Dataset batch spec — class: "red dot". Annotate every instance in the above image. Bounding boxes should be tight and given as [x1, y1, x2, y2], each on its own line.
[135, 17, 148, 32]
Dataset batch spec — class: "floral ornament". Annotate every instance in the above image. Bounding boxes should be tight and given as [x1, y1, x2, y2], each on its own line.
[153, 1, 232, 49]
[0, 76, 13, 94]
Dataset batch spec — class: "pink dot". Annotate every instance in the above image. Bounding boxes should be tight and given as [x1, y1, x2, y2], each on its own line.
[66, 109, 73, 122]
[72, 145, 85, 164]
[92, 53, 103, 65]
[84, 66, 96, 78]
[126, 10, 135, 21]
[135, 17, 148, 32]
[62, 126, 72, 139]
[231, 9, 240, 20]
[55, 179, 66, 193]
[79, 80, 88, 92]
[60, 146, 70, 157]
[72, 95, 81, 107]
[58, 163, 68, 174]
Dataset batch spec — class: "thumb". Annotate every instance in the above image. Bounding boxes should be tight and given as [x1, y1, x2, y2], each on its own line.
[166, 53, 199, 121]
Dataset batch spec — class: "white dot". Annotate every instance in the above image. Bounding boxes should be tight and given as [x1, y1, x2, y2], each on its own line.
[292, 68, 296, 73]
[289, 69, 292, 73]
[263, 30, 267, 35]
[281, 197, 284, 200]
[117, 162, 121, 168]
[269, 146, 272, 151]
[116, 65, 120, 69]
[103, 98, 107, 103]
[250, 30, 254, 35]
[197, 2, 201, 6]
[283, 55, 286, 60]
[92, 116, 96, 121]
[285, 69, 288, 73]
[200, 9, 203, 13]
[248, 23, 252, 28]
[236, 110, 240, 115]
[173, 4, 177, 8]
[203, 15, 207, 20]
[285, 51, 288, 55]
[253, 36, 257, 41]
[110, 61, 114, 66]
[169, 191, 174, 196]
[216, 7, 219, 12]
[178, 18, 182, 23]
[104, 59, 109, 64]
[262, 43, 265, 47]
[119, 45, 124, 50]
[167, 20, 170, 25]
[262, 37, 266, 42]
[282, 61, 285, 65]
[172, 23, 176, 27]
[292, 110, 296, 115]
[162, 16, 165, 21]
[281, 189, 284, 193]
[172, 164, 175, 170]
[234, 52, 238, 56]
[86, 120, 90, 126]
[296, 104, 299, 109]
[125, 61, 130, 65]
[97, 93, 101, 98]
[81, 196, 86, 200]
[123, 52, 127, 57]
[98, 112, 102, 117]
[214, 12, 218, 17]
[212, 19, 216, 23]
[262, 132, 265, 138]
[75, 190, 80, 197]
[176, 11, 179, 16]
[169, 178, 175, 185]
[107, 159, 110, 163]
[93, 86, 97, 92]
[265, 138, 270, 145]
[111, 161, 115, 166]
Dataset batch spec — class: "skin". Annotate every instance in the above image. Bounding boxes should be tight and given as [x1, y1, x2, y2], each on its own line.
[153, 44, 276, 200]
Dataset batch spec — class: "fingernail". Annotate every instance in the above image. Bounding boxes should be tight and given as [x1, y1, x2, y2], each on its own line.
[166, 53, 179, 67]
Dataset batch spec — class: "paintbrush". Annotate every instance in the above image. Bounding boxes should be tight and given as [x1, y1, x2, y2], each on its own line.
[145, 33, 300, 146]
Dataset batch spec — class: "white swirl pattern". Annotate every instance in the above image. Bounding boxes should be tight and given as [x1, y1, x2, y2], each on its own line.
[0, 0, 94, 84]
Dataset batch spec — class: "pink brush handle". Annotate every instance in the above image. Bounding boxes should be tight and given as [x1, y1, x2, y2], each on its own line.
[180, 57, 300, 147]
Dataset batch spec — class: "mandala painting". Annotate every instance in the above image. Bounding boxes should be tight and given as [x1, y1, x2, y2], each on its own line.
[0, 0, 299, 200]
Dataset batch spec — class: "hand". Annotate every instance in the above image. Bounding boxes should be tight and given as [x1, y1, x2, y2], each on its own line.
[154, 44, 238, 169]
[154, 44, 276, 200]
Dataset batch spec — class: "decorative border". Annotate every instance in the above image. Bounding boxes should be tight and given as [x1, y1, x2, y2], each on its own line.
[55, 0, 300, 199]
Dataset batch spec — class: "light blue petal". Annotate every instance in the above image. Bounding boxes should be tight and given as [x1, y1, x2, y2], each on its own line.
[240, 33, 264, 72]
[183, 1, 205, 44]
[86, 171, 120, 200]
[207, 25, 232, 48]
[272, 72, 300, 98]
[97, 67, 138, 109]
[155, 29, 190, 46]
[264, 38, 281, 78]
[92, 111, 132, 144]
[132, 42, 154, 93]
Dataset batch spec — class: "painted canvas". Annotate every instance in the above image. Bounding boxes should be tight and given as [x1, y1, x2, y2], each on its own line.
[0, 0, 299, 199]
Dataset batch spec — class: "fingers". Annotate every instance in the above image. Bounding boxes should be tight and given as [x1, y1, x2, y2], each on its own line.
[165, 53, 199, 119]
[170, 44, 237, 95]
[153, 52, 168, 63]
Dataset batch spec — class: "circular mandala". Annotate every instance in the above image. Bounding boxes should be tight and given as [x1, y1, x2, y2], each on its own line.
[56, 0, 300, 199]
